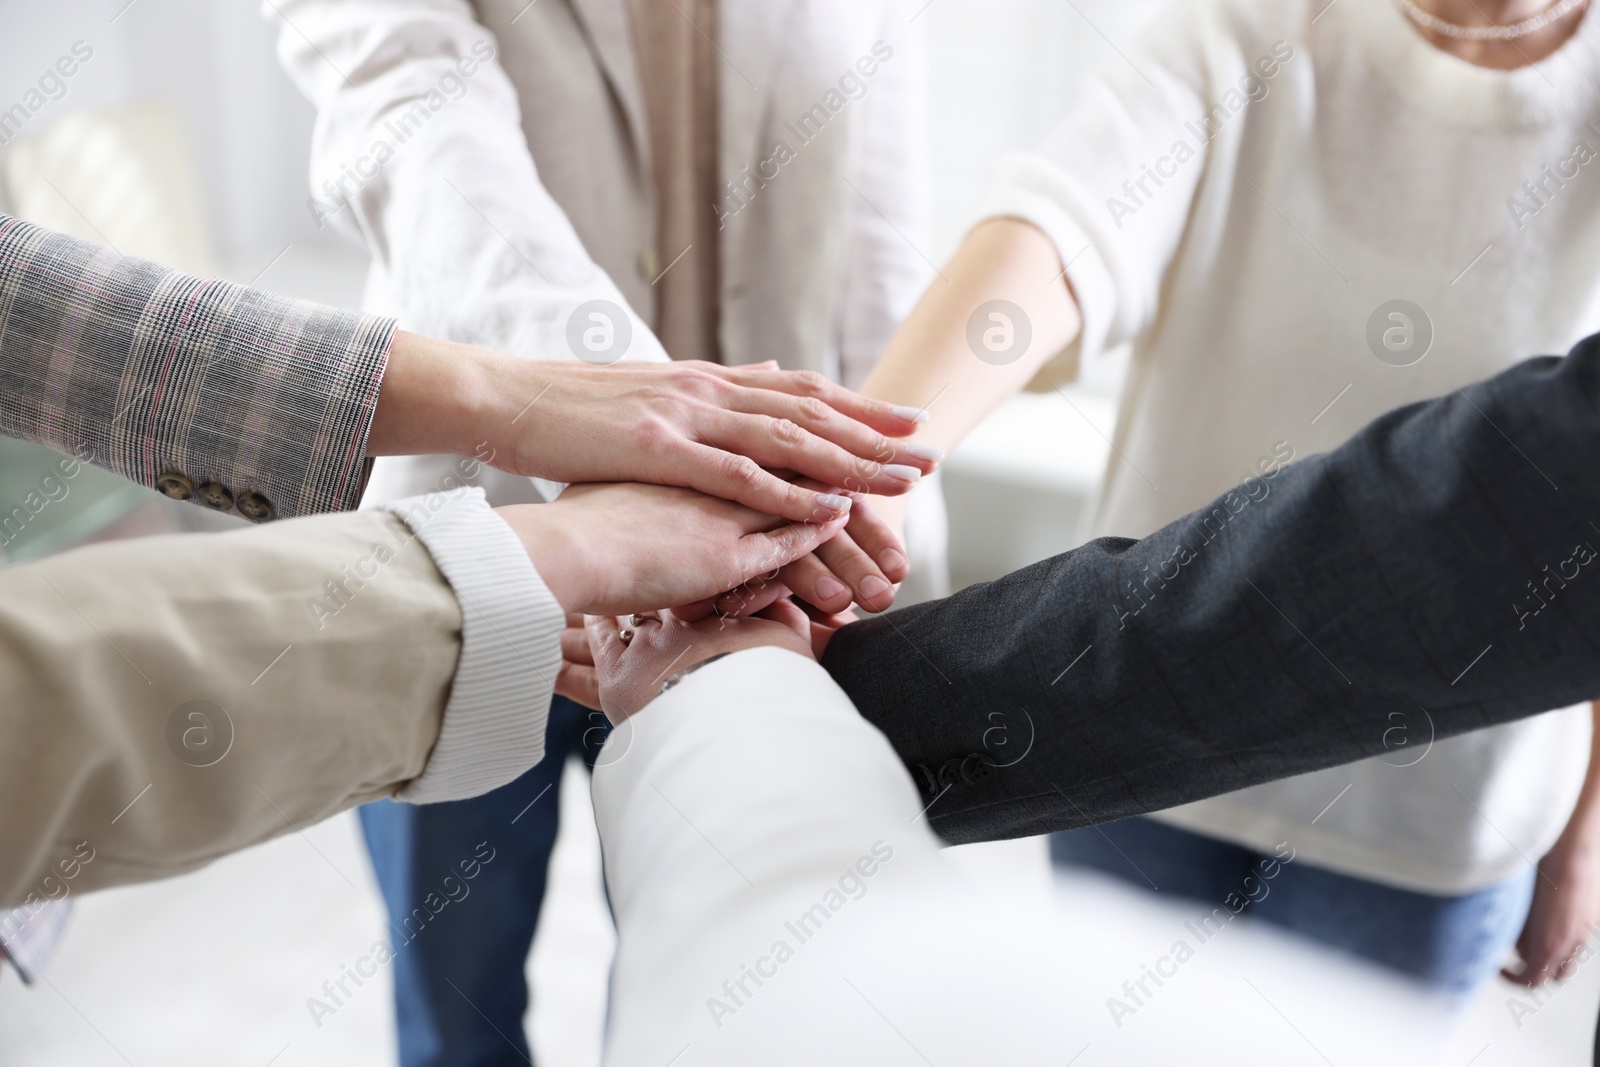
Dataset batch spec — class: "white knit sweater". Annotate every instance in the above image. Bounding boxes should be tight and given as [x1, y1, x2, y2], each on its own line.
[980, 0, 1600, 892]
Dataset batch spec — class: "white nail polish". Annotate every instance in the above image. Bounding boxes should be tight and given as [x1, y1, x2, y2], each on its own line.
[890, 404, 931, 424]
[816, 493, 853, 510]
[904, 444, 944, 463]
[882, 464, 922, 482]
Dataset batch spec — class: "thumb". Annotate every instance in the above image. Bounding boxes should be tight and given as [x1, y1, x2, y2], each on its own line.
[729, 515, 846, 588]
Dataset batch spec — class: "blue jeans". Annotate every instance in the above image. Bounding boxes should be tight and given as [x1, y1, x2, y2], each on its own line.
[1049, 817, 1535, 993]
[359, 697, 610, 1067]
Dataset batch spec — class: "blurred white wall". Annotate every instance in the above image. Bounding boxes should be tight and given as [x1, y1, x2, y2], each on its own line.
[0, 0, 1163, 286]
[0, 0, 334, 261]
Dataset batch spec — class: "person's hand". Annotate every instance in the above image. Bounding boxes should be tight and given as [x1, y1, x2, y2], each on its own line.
[370, 333, 941, 522]
[695, 489, 914, 618]
[494, 484, 851, 616]
[1503, 833, 1600, 986]
[565, 601, 816, 722]
[557, 603, 855, 713]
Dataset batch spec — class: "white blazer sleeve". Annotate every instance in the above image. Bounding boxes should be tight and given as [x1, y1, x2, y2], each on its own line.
[833, 2, 934, 392]
[267, 0, 667, 365]
[590, 647, 1083, 1066]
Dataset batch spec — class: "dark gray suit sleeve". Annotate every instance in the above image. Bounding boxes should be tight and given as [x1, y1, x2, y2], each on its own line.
[823, 334, 1600, 846]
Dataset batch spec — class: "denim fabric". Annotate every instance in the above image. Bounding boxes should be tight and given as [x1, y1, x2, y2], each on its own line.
[359, 697, 610, 1067]
[1050, 816, 1535, 993]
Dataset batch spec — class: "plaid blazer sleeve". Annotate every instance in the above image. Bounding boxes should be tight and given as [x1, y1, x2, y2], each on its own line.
[0, 214, 395, 520]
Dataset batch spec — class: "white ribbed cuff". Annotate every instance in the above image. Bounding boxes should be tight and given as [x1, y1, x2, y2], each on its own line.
[976, 153, 1122, 365]
[381, 487, 562, 804]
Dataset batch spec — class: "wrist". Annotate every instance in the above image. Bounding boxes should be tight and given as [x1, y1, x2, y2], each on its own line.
[494, 502, 597, 615]
[369, 331, 508, 461]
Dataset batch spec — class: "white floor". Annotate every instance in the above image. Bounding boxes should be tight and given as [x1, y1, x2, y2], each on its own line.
[3, 759, 1596, 1066]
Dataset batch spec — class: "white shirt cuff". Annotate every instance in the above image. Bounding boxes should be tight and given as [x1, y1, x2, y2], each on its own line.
[381, 487, 562, 804]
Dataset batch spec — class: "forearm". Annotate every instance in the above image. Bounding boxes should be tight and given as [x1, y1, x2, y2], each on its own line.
[0, 214, 392, 519]
[1550, 702, 1600, 853]
[365, 330, 519, 461]
[857, 217, 1082, 457]
[0, 509, 461, 907]
[828, 336, 1600, 844]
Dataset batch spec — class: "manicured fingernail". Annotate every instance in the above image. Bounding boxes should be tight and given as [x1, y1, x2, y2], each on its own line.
[816, 493, 853, 511]
[860, 576, 892, 600]
[881, 464, 921, 483]
[816, 576, 847, 601]
[904, 444, 944, 463]
[890, 404, 930, 424]
[877, 548, 907, 573]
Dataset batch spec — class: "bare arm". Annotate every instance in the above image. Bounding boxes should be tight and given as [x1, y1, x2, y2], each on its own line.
[1505, 699, 1600, 985]
[857, 217, 1083, 460]
[728, 218, 1083, 615]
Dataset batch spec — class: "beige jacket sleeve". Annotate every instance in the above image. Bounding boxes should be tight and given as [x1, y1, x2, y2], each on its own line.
[0, 490, 558, 911]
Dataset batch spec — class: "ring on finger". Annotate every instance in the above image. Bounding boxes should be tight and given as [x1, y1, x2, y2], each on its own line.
[629, 613, 656, 627]
[618, 628, 635, 646]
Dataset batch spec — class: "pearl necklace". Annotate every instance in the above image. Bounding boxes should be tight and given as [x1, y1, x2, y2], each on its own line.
[1396, 0, 1589, 39]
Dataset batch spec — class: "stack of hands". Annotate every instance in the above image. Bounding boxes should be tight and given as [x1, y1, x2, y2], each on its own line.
[375, 336, 939, 720]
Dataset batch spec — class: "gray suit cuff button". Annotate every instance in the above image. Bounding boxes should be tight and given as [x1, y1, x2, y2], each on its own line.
[155, 470, 195, 500]
[196, 481, 234, 510]
[235, 491, 276, 523]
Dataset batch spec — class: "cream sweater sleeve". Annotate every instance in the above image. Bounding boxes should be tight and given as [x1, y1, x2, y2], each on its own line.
[977, 0, 1295, 362]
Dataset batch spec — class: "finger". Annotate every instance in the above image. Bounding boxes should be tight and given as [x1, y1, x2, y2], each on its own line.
[714, 579, 793, 619]
[787, 528, 895, 613]
[561, 627, 594, 666]
[755, 597, 812, 643]
[556, 661, 601, 710]
[669, 439, 857, 522]
[724, 389, 942, 478]
[773, 552, 855, 615]
[841, 497, 909, 584]
[688, 407, 929, 501]
[672, 596, 718, 623]
[810, 617, 848, 659]
[714, 365, 932, 436]
[696, 407, 932, 498]
[818, 529, 897, 613]
[727, 512, 849, 593]
[584, 614, 628, 671]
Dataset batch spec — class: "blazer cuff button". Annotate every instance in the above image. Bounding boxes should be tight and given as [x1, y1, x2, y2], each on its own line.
[961, 754, 997, 785]
[937, 760, 964, 791]
[155, 470, 195, 500]
[235, 491, 276, 523]
[196, 481, 235, 511]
